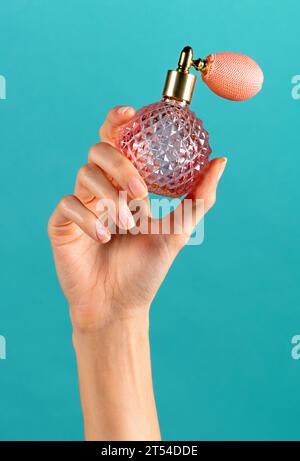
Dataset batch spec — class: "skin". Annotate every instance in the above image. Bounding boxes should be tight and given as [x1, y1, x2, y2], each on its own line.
[48, 105, 227, 440]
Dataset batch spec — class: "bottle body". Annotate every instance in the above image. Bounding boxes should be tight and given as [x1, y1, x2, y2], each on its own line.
[118, 97, 211, 197]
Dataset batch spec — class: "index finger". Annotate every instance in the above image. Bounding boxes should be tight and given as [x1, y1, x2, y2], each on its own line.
[99, 105, 136, 144]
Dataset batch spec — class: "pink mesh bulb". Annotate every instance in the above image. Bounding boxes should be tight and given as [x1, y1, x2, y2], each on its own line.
[202, 52, 264, 101]
[118, 98, 211, 197]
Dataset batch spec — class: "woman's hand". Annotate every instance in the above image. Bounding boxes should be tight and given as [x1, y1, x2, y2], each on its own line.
[48, 106, 226, 440]
[48, 106, 227, 333]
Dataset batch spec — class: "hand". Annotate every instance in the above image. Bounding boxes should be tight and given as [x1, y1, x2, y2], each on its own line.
[48, 106, 227, 333]
[48, 105, 227, 441]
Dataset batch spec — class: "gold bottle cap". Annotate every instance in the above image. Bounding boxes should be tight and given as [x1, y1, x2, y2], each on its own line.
[162, 46, 207, 104]
[162, 71, 196, 103]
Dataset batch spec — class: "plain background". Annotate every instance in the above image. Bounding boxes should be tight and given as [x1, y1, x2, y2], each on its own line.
[0, 0, 300, 440]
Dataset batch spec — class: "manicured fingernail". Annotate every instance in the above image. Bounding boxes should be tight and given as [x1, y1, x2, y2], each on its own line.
[119, 205, 135, 230]
[117, 106, 134, 116]
[217, 157, 227, 181]
[95, 219, 111, 243]
[127, 177, 148, 199]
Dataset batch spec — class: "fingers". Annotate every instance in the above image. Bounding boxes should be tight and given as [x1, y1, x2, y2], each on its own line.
[97, 106, 150, 225]
[100, 105, 136, 144]
[75, 163, 116, 204]
[48, 195, 111, 244]
[163, 157, 227, 247]
[75, 162, 136, 230]
[88, 142, 148, 200]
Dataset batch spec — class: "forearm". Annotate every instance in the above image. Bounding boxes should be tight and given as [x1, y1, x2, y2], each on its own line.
[72, 309, 161, 441]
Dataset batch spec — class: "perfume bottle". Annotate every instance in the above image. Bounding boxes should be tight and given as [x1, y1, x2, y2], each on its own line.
[118, 46, 263, 198]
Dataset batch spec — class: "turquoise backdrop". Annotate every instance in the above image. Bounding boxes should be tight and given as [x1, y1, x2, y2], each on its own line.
[0, 0, 300, 441]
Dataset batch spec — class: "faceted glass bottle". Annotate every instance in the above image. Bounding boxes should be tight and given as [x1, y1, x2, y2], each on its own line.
[118, 96, 211, 198]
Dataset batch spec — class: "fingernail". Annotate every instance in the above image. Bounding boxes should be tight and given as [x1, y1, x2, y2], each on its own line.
[217, 157, 227, 182]
[95, 219, 111, 243]
[127, 177, 148, 199]
[117, 106, 134, 116]
[118, 205, 135, 230]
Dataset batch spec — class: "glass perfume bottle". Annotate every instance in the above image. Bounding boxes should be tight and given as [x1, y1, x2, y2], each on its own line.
[118, 46, 263, 197]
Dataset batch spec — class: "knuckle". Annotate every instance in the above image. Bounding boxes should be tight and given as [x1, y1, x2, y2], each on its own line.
[110, 105, 121, 115]
[88, 143, 101, 162]
[88, 141, 129, 177]
[112, 105, 121, 111]
[77, 163, 92, 182]
[99, 125, 105, 139]
[59, 194, 75, 211]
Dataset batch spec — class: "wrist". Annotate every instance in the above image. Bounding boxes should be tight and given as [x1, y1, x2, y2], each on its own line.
[72, 307, 150, 354]
[70, 302, 151, 340]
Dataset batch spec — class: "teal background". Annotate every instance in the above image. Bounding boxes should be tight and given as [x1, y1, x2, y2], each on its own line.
[0, 0, 300, 440]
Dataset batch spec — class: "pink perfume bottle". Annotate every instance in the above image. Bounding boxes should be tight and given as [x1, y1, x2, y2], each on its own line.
[118, 46, 263, 197]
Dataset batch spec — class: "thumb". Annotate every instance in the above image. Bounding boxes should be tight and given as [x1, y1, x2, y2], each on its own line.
[163, 157, 227, 248]
[186, 157, 227, 212]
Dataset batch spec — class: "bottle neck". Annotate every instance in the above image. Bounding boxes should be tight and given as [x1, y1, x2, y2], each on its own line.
[162, 69, 196, 104]
[161, 96, 190, 107]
